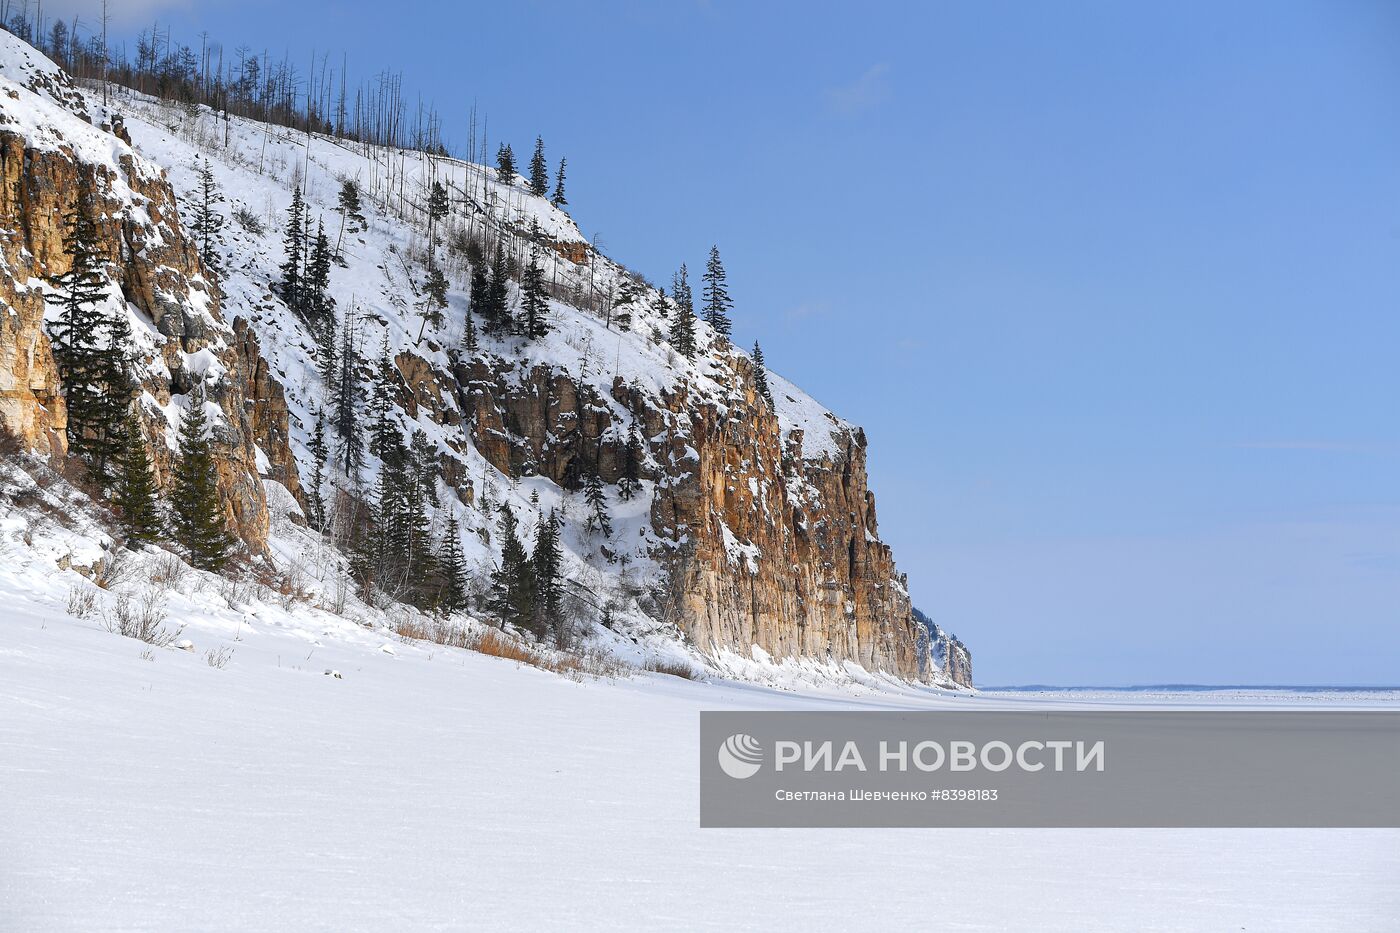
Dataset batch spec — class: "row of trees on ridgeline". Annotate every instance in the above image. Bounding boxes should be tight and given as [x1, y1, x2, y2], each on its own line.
[495, 136, 567, 208]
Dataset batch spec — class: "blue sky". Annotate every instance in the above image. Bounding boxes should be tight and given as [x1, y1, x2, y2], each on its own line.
[58, 0, 1400, 684]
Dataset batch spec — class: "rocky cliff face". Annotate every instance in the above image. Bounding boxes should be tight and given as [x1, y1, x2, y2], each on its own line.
[401, 346, 942, 682]
[0, 41, 296, 551]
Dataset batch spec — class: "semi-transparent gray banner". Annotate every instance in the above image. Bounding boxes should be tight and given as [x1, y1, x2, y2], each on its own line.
[700, 711, 1400, 827]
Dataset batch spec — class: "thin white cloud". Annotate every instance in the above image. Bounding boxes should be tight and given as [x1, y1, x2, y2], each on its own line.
[825, 62, 890, 116]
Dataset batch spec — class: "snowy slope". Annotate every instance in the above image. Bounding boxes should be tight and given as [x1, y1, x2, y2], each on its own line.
[2, 582, 1397, 932]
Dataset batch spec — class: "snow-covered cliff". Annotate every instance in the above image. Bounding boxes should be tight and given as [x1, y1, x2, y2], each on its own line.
[0, 31, 970, 688]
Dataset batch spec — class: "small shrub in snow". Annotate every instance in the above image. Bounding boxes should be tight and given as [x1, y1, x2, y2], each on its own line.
[147, 553, 190, 590]
[204, 646, 234, 669]
[233, 206, 264, 235]
[392, 614, 475, 650]
[66, 586, 98, 619]
[92, 551, 130, 590]
[643, 659, 701, 681]
[102, 590, 182, 647]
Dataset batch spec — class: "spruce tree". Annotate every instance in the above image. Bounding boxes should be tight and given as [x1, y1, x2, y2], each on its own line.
[368, 335, 397, 459]
[423, 266, 449, 328]
[348, 487, 383, 593]
[462, 311, 479, 354]
[92, 294, 135, 490]
[651, 286, 671, 319]
[529, 137, 549, 197]
[307, 219, 335, 344]
[583, 470, 612, 537]
[170, 383, 234, 571]
[190, 158, 225, 277]
[488, 241, 511, 334]
[335, 178, 366, 256]
[330, 315, 365, 482]
[668, 281, 697, 360]
[701, 244, 733, 339]
[426, 181, 450, 238]
[495, 143, 516, 186]
[308, 407, 328, 531]
[112, 412, 163, 546]
[469, 262, 491, 332]
[751, 341, 773, 406]
[371, 430, 434, 603]
[438, 516, 468, 613]
[410, 429, 438, 498]
[551, 158, 568, 208]
[618, 427, 644, 501]
[489, 505, 534, 630]
[521, 247, 549, 339]
[672, 263, 694, 319]
[45, 179, 129, 489]
[531, 509, 564, 638]
[279, 185, 306, 313]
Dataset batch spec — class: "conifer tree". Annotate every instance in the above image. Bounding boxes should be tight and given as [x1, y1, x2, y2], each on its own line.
[529, 137, 549, 197]
[531, 509, 564, 638]
[701, 244, 733, 339]
[612, 279, 640, 333]
[751, 341, 773, 406]
[370, 430, 434, 602]
[668, 278, 697, 360]
[426, 181, 450, 239]
[651, 286, 671, 319]
[521, 247, 549, 339]
[46, 179, 130, 489]
[422, 266, 449, 328]
[307, 219, 335, 345]
[170, 383, 233, 571]
[330, 314, 365, 482]
[438, 516, 468, 613]
[673, 264, 694, 318]
[112, 412, 163, 546]
[469, 262, 491, 332]
[92, 295, 135, 492]
[308, 407, 328, 531]
[488, 241, 511, 334]
[613, 300, 632, 334]
[583, 470, 612, 537]
[335, 178, 366, 256]
[462, 311, 479, 354]
[280, 185, 306, 314]
[367, 335, 396, 460]
[551, 158, 568, 208]
[410, 428, 438, 498]
[618, 427, 644, 501]
[489, 505, 534, 630]
[495, 143, 516, 186]
[190, 158, 225, 277]
[348, 489, 383, 594]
